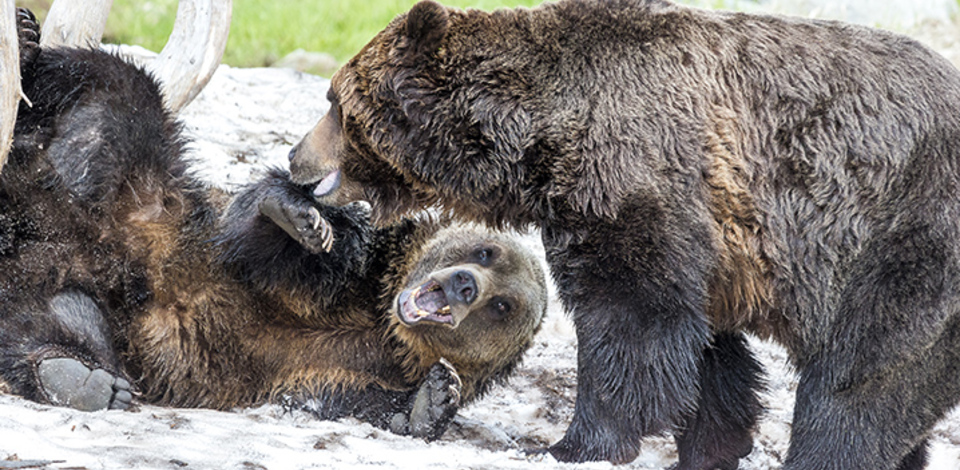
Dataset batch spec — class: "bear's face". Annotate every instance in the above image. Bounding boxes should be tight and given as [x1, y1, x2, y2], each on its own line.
[288, 16, 443, 224]
[289, 0, 538, 227]
[288, 87, 388, 211]
[390, 224, 546, 385]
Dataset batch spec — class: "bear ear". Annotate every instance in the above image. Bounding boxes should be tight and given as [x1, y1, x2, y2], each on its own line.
[405, 0, 449, 56]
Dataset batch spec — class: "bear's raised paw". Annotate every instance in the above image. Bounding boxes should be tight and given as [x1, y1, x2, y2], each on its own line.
[17, 7, 40, 72]
[259, 193, 334, 253]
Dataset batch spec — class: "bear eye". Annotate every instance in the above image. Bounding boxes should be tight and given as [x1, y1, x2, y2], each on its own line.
[475, 246, 496, 266]
[488, 298, 512, 320]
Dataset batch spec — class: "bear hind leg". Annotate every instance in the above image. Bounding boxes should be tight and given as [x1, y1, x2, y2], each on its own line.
[787, 222, 960, 469]
[37, 357, 132, 411]
[35, 291, 132, 411]
[786, 362, 947, 470]
[673, 332, 763, 470]
[786, 280, 960, 467]
[895, 440, 929, 470]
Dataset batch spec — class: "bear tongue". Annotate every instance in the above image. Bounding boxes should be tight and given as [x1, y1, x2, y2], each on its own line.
[415, 289, 449, 315]
[312, 170, 341, 198]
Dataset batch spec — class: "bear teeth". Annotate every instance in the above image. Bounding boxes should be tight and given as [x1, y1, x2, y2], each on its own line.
[412, 281, 449, 318]
[417, 304, 449, 318]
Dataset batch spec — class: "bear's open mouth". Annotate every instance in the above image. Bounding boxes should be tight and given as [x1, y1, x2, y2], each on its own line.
[397, 280, 453, 326]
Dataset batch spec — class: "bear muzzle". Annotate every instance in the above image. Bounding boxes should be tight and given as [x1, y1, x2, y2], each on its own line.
[395, 268, 481, 328]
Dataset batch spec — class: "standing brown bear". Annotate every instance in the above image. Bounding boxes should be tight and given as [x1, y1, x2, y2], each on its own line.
[0, 8, 547, 442]
[288, 0, 960, 468]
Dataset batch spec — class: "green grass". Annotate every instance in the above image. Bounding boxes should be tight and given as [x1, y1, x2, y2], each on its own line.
[20, 0, 740, 72]
[20, 0, 545, 70]
[212, 0, 542, 67]
[74, 0, 543, 70]
[20, 0, 958, 71]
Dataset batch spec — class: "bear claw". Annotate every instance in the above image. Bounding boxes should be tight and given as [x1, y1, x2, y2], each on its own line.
[437, 357, 462, 404]
[408, 359, 463, 440]
[259, 194, 334, 253]
[17, 7, 40, 72]
[37, 357, 133, 412]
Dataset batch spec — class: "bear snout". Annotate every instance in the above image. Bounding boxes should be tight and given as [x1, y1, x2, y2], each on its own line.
[449, 270, 477, 305]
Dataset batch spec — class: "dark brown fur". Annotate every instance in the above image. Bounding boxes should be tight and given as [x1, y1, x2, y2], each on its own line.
[0, 11, 546, 440]
[289, 0, 960, 467]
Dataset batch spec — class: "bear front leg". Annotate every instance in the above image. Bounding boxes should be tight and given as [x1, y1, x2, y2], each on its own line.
[673, 332, 763, 470]
[402, 359, 462, 440]
[288, 361, 462, 441]
[548, 305, 710, 464]
[543, 204, 714, 464]
[216, 169, 373, 298]
[258, 192, 334, 253]
[349, 360, 462, 441]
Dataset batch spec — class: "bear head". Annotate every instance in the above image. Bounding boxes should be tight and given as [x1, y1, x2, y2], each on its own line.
[289, 0, 549, 228]
[389, 223, 546, 399]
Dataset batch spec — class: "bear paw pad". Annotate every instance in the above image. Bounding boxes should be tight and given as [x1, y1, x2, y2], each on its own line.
[408, 358, 462, 441]
[37, 357, 132, 411]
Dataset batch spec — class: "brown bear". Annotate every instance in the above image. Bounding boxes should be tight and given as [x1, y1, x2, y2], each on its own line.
[0, 8, 546, 441]
[287, 0, 960, 468]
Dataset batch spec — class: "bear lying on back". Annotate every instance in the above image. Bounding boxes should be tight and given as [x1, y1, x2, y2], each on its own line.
[0, 9, 546, 440]
[288, 0, 960, 467]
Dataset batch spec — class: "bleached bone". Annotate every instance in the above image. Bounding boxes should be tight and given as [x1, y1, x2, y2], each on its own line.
[0, 0, 20, 173]
[40, 0, 113, 49]
[149, 0, 232, 112]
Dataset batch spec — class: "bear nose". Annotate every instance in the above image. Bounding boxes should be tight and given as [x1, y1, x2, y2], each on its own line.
[287, 144, 299, 162]
[451, 270, 477, 305]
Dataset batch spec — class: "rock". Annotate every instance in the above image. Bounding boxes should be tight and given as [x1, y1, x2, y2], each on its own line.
[271, 49, 339, 77]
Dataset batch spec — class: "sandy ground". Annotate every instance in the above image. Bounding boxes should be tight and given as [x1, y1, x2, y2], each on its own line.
[3, 2, 960, 469]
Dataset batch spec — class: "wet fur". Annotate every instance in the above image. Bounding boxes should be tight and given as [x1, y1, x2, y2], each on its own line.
[289, 0, 960, 467]
[0, 30, 545, 436]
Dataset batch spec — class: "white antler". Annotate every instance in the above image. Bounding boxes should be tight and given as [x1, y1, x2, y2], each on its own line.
[40, 0, 113, 49]
[0, 0, 231, 172]
[0, 0, 20, 173]
[149, 0, 232, 112]
[40, 0, 231, 113]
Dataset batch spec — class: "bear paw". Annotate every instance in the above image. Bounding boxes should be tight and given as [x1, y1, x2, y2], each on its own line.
[37, 357, 133, 412]
[259, 194, 334, 253]
[408, 358, 462, 441]
[17, 7, 40, 72]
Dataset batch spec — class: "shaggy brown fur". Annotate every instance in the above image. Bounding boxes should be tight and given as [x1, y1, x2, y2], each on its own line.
[289, 0, 960, 467]
[0, 9, 546, 440]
